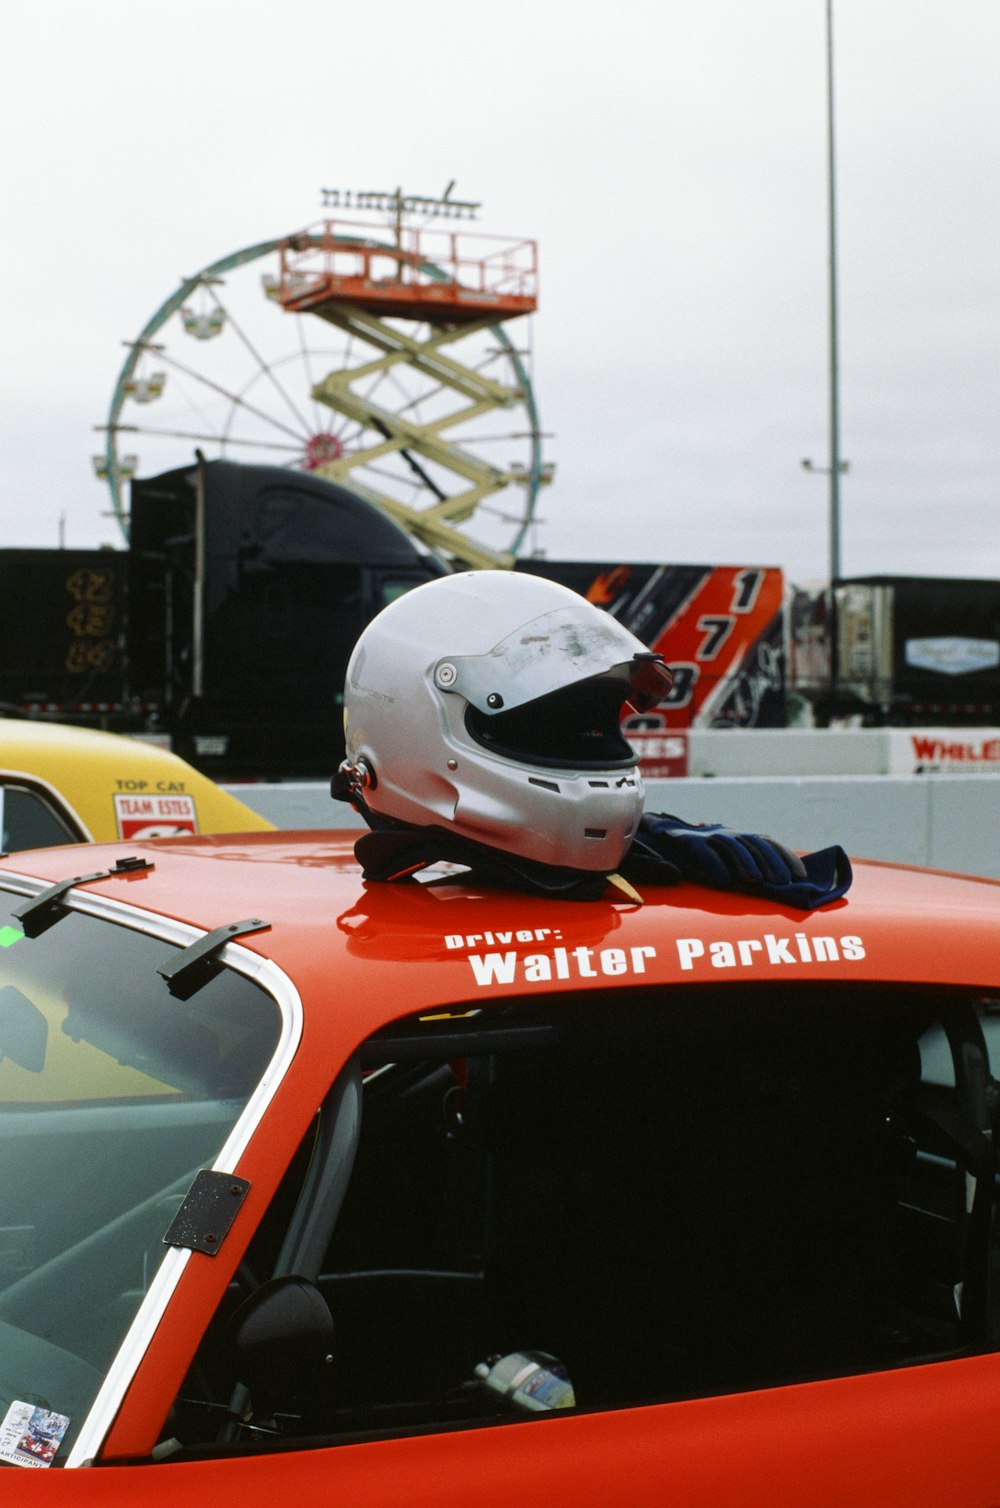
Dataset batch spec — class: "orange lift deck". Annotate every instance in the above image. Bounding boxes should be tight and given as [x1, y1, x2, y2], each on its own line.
[262, 187, 548, 570]
[275, 204, 538, 325]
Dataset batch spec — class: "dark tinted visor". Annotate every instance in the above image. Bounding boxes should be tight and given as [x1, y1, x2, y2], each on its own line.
[466, 675, 640, 770]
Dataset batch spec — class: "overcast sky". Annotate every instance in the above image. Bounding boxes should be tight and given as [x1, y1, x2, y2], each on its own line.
[1, 0, 997, 586]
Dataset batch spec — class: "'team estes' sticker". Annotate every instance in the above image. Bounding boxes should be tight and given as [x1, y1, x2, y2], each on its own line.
[0, 1400, 70, 1468]
[114, 792, 199, 839]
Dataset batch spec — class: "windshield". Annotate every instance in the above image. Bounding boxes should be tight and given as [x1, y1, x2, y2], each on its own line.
[0, 885, 282, 1468]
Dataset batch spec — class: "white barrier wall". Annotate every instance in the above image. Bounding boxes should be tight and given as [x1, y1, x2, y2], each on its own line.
[644, 776, 1000, 877]
[686, 728, 1000, 777]
[224, 772, 1000, 880]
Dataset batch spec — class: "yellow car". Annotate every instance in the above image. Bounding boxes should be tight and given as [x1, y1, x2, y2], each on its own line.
[0, 717, 273, 851]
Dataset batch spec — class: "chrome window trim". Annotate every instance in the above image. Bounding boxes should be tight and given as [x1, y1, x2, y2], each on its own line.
[0, 874, 303, 1469]
[0, 770, 93, 843]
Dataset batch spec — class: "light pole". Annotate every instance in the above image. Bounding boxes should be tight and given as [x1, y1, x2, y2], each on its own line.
[803, 0, 847, 584]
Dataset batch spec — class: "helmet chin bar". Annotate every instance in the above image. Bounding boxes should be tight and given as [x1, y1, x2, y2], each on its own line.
[367, 752, 644, 876]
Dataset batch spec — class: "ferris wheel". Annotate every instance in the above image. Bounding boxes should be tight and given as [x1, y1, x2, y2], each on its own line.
[94, 189, 554, 570]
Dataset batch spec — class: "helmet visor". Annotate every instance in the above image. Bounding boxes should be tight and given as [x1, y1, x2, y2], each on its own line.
[436, 604, 672, 715]
[626, 652, 675, 712]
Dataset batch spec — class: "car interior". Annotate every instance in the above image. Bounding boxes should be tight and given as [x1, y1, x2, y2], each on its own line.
[160, 981, 1000, 1458]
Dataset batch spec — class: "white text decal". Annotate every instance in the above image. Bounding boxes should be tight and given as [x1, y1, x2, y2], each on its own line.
[677, 932, 866, 972]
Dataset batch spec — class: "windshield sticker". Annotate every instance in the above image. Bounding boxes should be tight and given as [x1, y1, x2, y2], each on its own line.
[0, 1402, 70, 1468]
[0, 925, 25, 949]
[114, 792, 199, 839]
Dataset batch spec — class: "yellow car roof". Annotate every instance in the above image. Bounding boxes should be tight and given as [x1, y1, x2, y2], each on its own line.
[0, 718, 273, 842]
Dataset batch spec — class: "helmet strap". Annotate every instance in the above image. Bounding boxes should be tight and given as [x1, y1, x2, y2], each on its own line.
[353, 824, 618, 901]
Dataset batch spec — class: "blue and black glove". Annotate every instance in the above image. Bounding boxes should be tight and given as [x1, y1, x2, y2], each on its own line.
[626, 813, 852, 909]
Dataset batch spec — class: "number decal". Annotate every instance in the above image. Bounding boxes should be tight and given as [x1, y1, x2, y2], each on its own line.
[66, 567, 114, 604]
[696, 616, 734, 661]
[661, 664, 698, 707]
[731, 569, 763, 613]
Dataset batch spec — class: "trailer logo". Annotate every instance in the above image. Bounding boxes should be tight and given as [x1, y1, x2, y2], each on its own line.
[114, 793, 199, 839]
[904, 636, 1000, 676]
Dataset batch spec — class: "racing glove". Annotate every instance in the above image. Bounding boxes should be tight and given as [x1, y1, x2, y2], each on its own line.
[626, 813, 852, 909]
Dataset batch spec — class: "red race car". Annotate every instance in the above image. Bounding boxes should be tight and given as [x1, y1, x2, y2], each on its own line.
[1, 829, 999, 1504]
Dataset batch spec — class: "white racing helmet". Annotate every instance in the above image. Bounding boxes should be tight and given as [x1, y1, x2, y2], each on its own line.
[340, 571, 672, 874]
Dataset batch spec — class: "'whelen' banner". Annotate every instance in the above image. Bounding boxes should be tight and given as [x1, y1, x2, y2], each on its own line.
[889, 729, 1000, 774]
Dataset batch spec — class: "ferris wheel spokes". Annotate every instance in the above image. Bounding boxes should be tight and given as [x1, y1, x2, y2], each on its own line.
[98, 207, 552, 565]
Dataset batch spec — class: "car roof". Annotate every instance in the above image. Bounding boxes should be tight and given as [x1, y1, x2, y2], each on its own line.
[0, 716, 272, 838]
[3, 831, 999, 1050]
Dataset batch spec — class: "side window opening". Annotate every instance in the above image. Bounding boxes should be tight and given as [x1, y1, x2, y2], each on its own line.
[162, 985, 1000, 1458]
[0, 783, 80, 852]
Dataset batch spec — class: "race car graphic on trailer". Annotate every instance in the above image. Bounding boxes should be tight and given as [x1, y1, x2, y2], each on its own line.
[521, 561, 786, 741]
